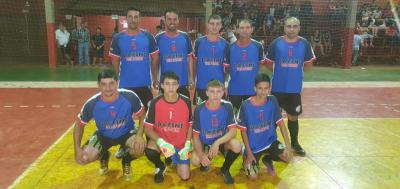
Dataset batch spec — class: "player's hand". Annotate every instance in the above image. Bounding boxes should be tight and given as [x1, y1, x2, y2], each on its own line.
[200, 153, 211, 167]
[132, 134, 146, 155]
[245, 153, 257, 166]
[208, 142, 220, 159]
[189, 79, 194, 90]
[178, 140, 191, 160]
[281, 147, 293, 162]
[156, 138, 175, 158]
[74, 148, 86, 165]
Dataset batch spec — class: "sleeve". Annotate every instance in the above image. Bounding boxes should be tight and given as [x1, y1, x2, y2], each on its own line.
[193, 38, 201, 58]
[78, 97, 97, 126]
[192, 106, 201, 135]
[109, 34, 120, 58]
[265, 39, 277, 64]
[147, 32, 159, 55]
[186, 97, 193, 126]
[304, 40, 316, 64]
[144, 99, 156, 128]
[121, 91, 144, 117]
[236, 102, 248, 131]
[225, 102, 237, 129]
[184, 33, 193, 55]
[270, 96, 283, 125]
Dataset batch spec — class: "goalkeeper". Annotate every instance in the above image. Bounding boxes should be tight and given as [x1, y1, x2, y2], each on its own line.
[144, 72, 193, 183]
[191, 80, 241, 185]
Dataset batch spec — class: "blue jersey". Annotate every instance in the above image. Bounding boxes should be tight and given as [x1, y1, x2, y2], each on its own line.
[109, 30, 158, 88]
[193, 36, 229, 89]
[266, 36, 316, 93]
[237, 96, 283, 153]
[156, 31, 193, 86]
[227, 39, 265, 95]
[193, 100, 236, 145]
[78, 89, 144, 139]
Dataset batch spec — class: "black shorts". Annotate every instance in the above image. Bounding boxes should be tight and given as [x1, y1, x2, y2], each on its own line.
[252, 140, 285, 162]
[228, 95, 251, 111]
[85, 130, 137, 154]
[59, 45, 70, 56]
[124, 87, 153, 110]
[271, 93, 302, 116]
[94, 48, 104, 58]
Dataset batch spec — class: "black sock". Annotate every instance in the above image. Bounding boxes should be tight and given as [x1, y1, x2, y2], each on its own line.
[288, 120, 299, 145]
[100, 151, 110, 161]
[122, 154, 134, 165]
[145, 148, 165, 168]
[222, 150, 240, 171]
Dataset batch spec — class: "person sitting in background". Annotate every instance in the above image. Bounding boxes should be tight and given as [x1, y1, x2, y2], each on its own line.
[311, 30, 325, 56]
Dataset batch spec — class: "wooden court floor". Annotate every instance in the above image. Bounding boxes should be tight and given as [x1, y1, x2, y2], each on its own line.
[1, 83, 400, 189]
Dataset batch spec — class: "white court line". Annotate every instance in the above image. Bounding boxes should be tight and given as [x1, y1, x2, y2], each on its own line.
[35, 105, 45, 108]
[51, 105, 61, 108]
[8, 125, 74, 189]
[3, 105, 13, 108]
[19, 105, 29, 108]
[67, 105, 76, 108]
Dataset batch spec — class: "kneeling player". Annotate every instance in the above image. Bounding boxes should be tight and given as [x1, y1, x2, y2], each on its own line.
[73, 70, 146, 180]
[144, 72, 193, 183]
[238, 73, 292, 179]
[191, 80, 241, 184]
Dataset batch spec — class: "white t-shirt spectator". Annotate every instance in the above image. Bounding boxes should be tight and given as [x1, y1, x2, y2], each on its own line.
[55, 29, 70, 47]
[353, 34, 363, 50]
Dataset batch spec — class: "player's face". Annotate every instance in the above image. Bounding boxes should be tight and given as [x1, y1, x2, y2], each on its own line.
[206, 86, 224, 102]
[127, 10, 140, 30]
[284, 22, 300, 39]
[99, 78, 118, 98]
[238, 22, 253, 39]
[255, 82, 270, 99]
[161, 78, 179, 95]
[165, 12, 179, 32]
[207, 19, 222, 35]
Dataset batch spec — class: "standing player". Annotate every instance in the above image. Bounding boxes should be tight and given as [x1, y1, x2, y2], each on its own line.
[227, 19, 265, 112]
[238, 73, 292, 179]
[144, 72, 192, 183]
[153, 8, 194, 98]
[193, 14, 229, 104]
[191, 80, 241, 184]
[110, 7, 158, 159]
[73, 70, 146, 180]
[265, 17, 316, 156]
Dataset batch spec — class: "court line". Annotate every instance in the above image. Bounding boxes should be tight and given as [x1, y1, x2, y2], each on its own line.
[8, 124, 74, 189]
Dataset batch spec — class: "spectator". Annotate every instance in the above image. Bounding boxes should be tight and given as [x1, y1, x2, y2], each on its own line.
[322, 31, 332, 54]
[352, 31, 363, 65]
[76, 21, 90, 65]
[311, 30, 325, 56]
[55, 23, 73, 65]
[91, 27, 106, 66]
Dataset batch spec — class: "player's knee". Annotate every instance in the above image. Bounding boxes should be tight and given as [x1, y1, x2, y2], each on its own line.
[190, 152, 201, 166]
[228, 139, 242, 153]
[83, 146, 100, 162]
[128, 148, 144, 158]
[178, 171, 190, 181]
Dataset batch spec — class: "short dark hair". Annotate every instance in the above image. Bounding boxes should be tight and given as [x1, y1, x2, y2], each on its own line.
[97, 70, 118, 83]
[208, 14, 222, 23]
[207, 79, 224, 89]
[126, 7, 140, 16]
[164, 8, 179, 17]
[255, 73, 270, 86]
[156, 25, 162, 30]
[161, 72, 179, 83]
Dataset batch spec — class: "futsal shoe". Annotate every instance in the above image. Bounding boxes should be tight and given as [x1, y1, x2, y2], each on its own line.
[123, 163, 132, 181]
[262, 157, 276, 177]
[221, 168, 234, 184]
[200, 165, 209, 172]
[115, 147, 127, 159]
[99, 156, 109, 175]
[154, 165, 167, 183]
[292, 143, 306, 156]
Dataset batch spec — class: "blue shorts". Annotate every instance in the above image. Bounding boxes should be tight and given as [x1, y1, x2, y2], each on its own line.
[171, 147, 190, 165]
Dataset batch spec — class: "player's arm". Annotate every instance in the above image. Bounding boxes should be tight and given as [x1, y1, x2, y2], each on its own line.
[150, 53, 160, 89]
[277, 120, 293, 162]
[73, 121, 86, 165]
[209, 127, 236, 158]
[188, 54, 194, 89]
[240, 129, 256, 165]
[193, 133, 211, 166]
[304, 40, 316, 72]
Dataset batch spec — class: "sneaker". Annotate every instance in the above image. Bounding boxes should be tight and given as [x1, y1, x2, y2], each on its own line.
[262, 157, 276, 177]
[292, 143, 306, 156]
[154, 165, 167, 183]
[200, 165, 209, 172]
[123, 163, 132, 181]
[220, 168, 234, 184]
[99, 155, 109, 175]
[115, 147, 127, 159]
